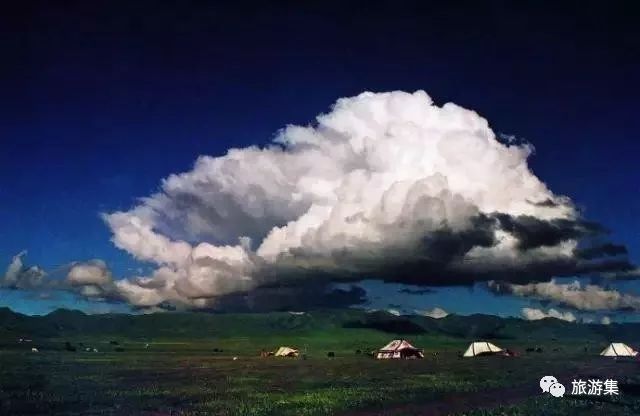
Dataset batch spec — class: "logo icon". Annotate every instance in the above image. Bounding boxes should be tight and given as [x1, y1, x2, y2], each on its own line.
[549, 382, 566, 397]
[540, 376, 558, 393]
[540, 376, 565, 398]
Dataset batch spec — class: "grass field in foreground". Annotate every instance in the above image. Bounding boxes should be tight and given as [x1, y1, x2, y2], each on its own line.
[461, 395, 640, 416]
[2, 344, 640, 416]
[3, 308, 640, 415]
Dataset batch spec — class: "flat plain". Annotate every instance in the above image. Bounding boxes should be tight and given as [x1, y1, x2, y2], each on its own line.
[2, 308, 640, 415]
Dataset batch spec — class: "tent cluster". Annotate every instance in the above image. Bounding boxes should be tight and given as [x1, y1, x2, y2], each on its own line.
[375, 340, 514, 359]
[374, 340, 513, 359]
[262, 340, 639, 360]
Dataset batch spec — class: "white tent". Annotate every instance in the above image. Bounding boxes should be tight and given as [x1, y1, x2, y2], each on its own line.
[463, 341, 503, 357]
[376, 339, 424, 359]
[274, 346, 299, 357]
[600, 342, 638, 357]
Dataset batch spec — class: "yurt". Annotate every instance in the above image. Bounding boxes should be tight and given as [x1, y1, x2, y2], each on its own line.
[600, 343, 638, 357]
[274, 346, 299, 357]
[463, 341, 504, 357]
[376, 339, 424, 359]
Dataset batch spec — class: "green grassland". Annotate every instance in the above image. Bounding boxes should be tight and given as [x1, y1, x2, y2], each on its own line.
[460, 394, 640, 416]
[2, 307, 640, 415]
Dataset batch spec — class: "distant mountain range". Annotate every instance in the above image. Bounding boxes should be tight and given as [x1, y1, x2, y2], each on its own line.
[1, 307, 638, 347]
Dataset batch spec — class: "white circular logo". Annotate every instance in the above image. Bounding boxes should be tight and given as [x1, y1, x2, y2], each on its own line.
[540, 376, 558, 393]
[549, 382, 566, 398]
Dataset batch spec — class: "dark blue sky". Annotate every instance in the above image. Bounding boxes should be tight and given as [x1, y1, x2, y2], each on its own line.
[1, 1, 639, 314]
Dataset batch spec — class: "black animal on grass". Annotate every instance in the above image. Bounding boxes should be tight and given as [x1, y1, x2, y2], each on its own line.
[355, 349, 362, 355]
[109, 340, 119, 345]
[64, 342, 76, 352]
[536, 347, 543, 353]
[526, 347, 535, 353]
[327, 351, 335, 358]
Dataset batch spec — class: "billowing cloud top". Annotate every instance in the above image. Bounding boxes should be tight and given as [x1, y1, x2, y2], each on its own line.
[98, 90, 632, 309]
[66, 260, 117, 300]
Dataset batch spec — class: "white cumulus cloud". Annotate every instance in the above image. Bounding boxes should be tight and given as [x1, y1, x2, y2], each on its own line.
[2, 251, 47, 290]
[489, 279, 640, 311]
[66, 259, 118, 300]
[2, 89, 610, 310]
[521, 307, 576, 322]
[419, 307, 449, 319]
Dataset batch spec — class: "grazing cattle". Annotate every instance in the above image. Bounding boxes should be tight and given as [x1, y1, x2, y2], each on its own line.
[327, 351, 335, 358]
[64, 342, 76, 352]
[31, 348, 38, 353]
[232, 356, 238, 361]
[355, 349, 362, 355]
[92, 348, 98, 353]
[536, 347, 543, 353]
[109, 340, 119, 345]
[526, 347, 535, 353]
[504, 349, 519, 357]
